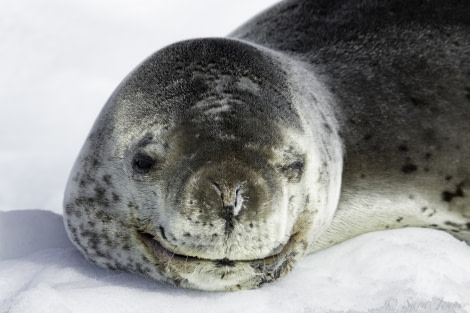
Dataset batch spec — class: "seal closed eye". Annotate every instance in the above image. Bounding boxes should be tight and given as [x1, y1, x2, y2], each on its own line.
[64, 0, 470, 291]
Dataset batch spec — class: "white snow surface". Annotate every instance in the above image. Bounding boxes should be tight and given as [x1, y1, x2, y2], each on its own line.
[1, 0, 469, 312]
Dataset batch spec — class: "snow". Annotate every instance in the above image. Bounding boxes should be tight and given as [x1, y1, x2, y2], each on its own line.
[0, 0, 469, 312]
[1, 210, 469, 313]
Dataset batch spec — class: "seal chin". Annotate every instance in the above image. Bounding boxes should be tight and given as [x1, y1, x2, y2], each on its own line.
[139, 230, 294, 261]
[137, 229, 301, 290]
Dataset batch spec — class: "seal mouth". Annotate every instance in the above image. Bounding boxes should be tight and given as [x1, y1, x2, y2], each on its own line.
[137, 230, 299, 268]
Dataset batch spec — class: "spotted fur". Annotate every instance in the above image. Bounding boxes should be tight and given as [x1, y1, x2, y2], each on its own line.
[64, 0, 470, 291]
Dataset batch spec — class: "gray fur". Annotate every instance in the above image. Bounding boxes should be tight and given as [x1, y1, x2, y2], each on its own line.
[64, 0, 470, 291]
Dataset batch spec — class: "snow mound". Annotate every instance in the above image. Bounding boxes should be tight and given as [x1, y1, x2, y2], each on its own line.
[1, 210, 469, 313]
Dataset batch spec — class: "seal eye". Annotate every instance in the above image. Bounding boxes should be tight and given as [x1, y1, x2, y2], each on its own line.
[281, 160, 304, 183]
[132, 153, 155, 173]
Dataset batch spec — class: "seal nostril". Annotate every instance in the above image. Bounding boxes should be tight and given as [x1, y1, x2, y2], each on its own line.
[211, 181, 246, 218]
[159, 226, 167, 240]
[233, 183, 245, 216]
[235, 184, 244, 194]
[212, 182, 222, 197]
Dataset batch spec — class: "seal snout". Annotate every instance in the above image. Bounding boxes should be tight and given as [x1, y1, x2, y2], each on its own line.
[183, 162, 273, 233]
[212, 181, 245, 217]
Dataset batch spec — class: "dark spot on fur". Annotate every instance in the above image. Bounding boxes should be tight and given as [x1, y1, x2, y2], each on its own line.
[65, 204, 75, 215]
[445, 221, 462, 228]
[73, 208, 83, 218]
[103, 175, 112, 186]
[430, 224, 438, 227]
[424, 153, 432, 160]
[360, 174, 366, 178]
[114, 263, 128, 271]
[190, 76, 210, 96]
[216, 258, 235, 267]
[402, 163, 417, 174]
[134, 263, 145, 273]
[421, 207, 428, 212]
[95, 211, 112, 223]
[159, 226, 167, 240]
[225, 218, 235, 235]
[323, 123, 332, 133]
[442, 184, 464, 202]
[94, 187, 105, 197]
[410, 96, 427, 107]
[465, 87, 470, 100]
[363, 134, 372, 141]
[348, 118, 358, 124]
[92, 158, 100, 168]
[104, 262, 114, 268]
[183, 232, 191, 237]
[112, 193, 120, 202]
[445, 176, 453, 182]
[396, 217, 403, 222]
[249, 222, 254, 228]
[137, 134, 153, 147]
[424, 167, 430, 172]
[398, 144, 408, 152]
[451, 230, 460, 233]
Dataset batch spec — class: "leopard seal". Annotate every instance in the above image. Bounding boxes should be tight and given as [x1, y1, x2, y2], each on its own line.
[63, 0, 470, 291]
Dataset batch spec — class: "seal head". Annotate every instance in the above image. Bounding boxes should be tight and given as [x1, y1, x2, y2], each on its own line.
[64, 38, 342, 290]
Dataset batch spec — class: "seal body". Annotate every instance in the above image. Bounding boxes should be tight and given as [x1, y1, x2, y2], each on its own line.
[64, 0, 470, 290]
